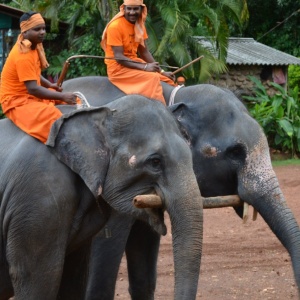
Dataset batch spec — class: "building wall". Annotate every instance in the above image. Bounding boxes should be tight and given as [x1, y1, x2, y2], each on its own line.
[207, 65, 287, 100]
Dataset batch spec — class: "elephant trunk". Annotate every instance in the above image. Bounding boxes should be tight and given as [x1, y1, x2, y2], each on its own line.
[165, 171, 203, 300]
[251, 182, 300, 293]
[239, 141, 300, 294]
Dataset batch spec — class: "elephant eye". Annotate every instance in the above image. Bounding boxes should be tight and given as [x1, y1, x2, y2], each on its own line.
[225, 143, 246, 162]
[146, 155, 163, 171]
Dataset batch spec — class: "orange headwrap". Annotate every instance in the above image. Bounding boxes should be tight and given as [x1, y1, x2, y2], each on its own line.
[101, 0, 147, 51]
[17, 13, 49, 69]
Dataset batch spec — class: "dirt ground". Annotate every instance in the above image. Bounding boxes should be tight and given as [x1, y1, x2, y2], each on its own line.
[114, 164, 300, 299]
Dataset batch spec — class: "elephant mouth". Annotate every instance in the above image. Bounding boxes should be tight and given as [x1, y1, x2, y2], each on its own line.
[133, 193, 167, 235]
[145, 207, 167, 235]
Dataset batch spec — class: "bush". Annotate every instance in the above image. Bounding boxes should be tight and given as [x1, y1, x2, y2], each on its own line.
[288, 65, 300, 92]
[45, 35, 107, 81]
[0, 105, 4, 119]
[243, 76, 300, 157]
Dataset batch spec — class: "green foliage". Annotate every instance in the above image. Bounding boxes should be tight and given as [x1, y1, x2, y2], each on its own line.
[46, 34, 107, 79]
[243, 76, 300, 156]
[9, 0, 249, 84]
[272, 158, 300, 166]
[233, 0, 300, 57]
[288, 65, 300, 92]
[144, 0, 248, 83]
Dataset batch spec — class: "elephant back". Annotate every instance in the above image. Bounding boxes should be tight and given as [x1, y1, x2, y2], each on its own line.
[62, 76, 125, 107]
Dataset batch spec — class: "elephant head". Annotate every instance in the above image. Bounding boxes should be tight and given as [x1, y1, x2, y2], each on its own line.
[46, 95, 203, 299]
[167, 83, 300, 293]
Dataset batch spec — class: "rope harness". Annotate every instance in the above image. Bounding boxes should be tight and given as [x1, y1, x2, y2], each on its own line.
[168, 85, 184, 106]
[72, 86, 184, 109]
[72, 91, 91, 109]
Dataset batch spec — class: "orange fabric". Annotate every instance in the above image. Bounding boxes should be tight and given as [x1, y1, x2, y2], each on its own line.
[18, 13, 49, 69]
[123, 0, 145, 5]
[104, 17, 176, 104]
[0, 43, 62, 143]
[101, 2, 147, 51]
[107, 61, 174, 104]
[105, 17, 148, 62]
[5, 102, 61, 143]
[20, 13, 45, 32]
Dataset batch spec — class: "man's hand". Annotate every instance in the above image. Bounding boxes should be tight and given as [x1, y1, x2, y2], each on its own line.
[144, 62, 160, 72]
[160, 71, 176, 83]
[61, 93, 77, 105]
[48, 82, 63, 92]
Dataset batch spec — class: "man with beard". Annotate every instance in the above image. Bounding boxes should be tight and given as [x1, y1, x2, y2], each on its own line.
[101, 0, 177, 104]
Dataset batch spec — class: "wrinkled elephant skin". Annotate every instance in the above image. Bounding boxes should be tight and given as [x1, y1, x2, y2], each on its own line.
[0, 96, 203, 300]
[62, 76, 300, 299]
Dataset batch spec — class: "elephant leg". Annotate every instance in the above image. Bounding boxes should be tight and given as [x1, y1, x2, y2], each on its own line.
[57, 240, 92, 300]
[7, 243, 66, 300]
[0, 265, 13, 300]
[85, 211, 135, 300]
[5, 201, 70, 299]
[126, 220, 161, 300]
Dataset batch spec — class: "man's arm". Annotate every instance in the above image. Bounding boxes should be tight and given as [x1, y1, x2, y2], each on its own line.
[138, 44, 176, 82]
[137, 44, 156, 63]
[112, 45, 160, 72]
[41, 76, 53, 88]
[41, 75, 63, 92]
[112, 43, 176, 82]
[25, 80, 76, 105]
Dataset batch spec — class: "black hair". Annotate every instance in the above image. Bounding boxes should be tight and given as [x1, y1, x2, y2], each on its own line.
[19, 11, 38, 24]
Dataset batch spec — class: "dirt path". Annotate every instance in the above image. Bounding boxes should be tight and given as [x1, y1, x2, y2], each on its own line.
[115, 164, 300, 299]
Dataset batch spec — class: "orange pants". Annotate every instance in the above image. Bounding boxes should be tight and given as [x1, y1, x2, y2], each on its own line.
[5, 100, 62, 143]
[108, 65, 177, 105]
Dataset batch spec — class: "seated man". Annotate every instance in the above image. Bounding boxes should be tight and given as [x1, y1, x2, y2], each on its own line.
[101, 0, 177, 105]
[0, 11, 76, 143]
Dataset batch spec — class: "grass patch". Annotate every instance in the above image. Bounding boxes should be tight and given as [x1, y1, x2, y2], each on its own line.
[272, 159, 300, 167]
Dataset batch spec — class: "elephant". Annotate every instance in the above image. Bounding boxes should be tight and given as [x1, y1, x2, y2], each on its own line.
[0, 95, 203, 300]
[62, 76, 300, 299]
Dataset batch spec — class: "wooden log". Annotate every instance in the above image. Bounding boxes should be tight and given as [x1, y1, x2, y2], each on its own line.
[203, 195, 242, 208]
[133, 194, 162, 208]
[132, 194, 257, 222]
[132, 194, 242, 209]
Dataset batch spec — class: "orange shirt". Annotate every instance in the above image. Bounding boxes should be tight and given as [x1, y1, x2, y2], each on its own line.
[0, 44, 42, 112]
[0, 43, 62, 143]
[105, 17, 148, 63]
[104, 17, 176, 104]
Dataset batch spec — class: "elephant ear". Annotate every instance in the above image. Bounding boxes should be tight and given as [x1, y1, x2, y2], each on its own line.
[46, 107, 112, 199]
[168, 102, 188, 122]
[168, 102, 191, 144]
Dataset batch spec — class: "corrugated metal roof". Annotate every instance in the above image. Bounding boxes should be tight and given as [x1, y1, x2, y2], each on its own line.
[194, 37, 300, 66]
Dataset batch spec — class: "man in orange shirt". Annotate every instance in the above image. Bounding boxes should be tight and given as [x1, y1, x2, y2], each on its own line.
[0, 11, 76, 143]
[101, 0, 177, 105]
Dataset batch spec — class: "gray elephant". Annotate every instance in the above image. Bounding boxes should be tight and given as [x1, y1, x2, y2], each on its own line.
[0, 95, 203, 300]
[62, 76, 300, 299]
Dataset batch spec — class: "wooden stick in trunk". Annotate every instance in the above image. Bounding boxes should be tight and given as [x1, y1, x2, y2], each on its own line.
[132, 194, 242, 208]
[133, 194, 162, 208]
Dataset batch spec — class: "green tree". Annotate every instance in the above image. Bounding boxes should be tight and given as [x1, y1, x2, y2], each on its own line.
[234, 0, 300, 57]
[7, 0, 248, 83]
[145, 0, 248, 82]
